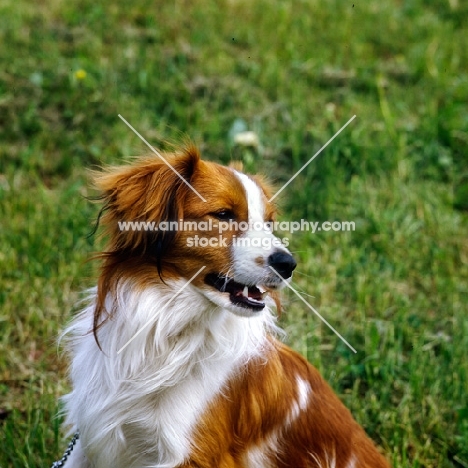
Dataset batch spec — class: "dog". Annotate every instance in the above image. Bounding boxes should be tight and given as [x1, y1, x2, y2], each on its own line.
[60, 145, 390, 467]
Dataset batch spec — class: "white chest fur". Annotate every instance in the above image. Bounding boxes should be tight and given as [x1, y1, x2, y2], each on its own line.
[62, 282, 275, 467]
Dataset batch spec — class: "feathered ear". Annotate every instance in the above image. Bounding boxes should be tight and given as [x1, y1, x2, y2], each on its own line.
[93, 145, 200, 273]
[91, 146, 201, 347]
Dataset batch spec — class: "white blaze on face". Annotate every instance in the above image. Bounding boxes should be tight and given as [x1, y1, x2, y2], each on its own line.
[235, 171, 266, 225]
[232, 171, 288, 286]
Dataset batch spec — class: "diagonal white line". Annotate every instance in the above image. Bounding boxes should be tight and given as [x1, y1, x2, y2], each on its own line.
[118, 114, 207, 202]
[117, 266, 206, 355]
[269, 115, 356, 202]
[268, 266, 357, 353]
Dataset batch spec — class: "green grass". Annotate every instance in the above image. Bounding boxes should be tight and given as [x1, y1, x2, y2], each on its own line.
[1, 0, 467, 466]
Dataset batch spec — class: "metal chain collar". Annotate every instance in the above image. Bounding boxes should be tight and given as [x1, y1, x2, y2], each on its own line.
[51, 431, 80, 467]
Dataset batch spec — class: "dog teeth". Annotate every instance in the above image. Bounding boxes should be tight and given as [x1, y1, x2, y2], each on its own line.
[248, 297, 262, 304]
[243, 286, 249, 297]
[258, 285, 267, 294]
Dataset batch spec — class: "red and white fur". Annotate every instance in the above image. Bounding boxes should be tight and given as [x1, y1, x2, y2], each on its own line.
[61, 146, 390, 468]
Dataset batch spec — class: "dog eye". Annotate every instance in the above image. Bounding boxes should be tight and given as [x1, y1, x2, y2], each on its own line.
[212, 209, 235, 221]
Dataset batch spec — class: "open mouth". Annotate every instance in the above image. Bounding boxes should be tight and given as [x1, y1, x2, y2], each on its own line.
[204, 273, 267, 311]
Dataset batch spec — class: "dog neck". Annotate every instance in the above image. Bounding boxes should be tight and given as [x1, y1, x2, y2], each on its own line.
[63, 281, 278, 466]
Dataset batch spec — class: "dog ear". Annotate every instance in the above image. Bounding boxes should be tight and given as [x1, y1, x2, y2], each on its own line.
[91, 146, 201, 347]
[93, 145, 200, 272]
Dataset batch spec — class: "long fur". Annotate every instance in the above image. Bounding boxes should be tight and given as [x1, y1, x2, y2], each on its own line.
[62, 282, 278, 467]
[60, 146, 390, 468]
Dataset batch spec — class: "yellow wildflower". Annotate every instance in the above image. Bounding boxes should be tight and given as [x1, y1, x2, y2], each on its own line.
[75, 69, 87, 80]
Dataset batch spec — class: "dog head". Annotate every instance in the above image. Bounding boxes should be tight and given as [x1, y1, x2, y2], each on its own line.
[92, 145, 296, 326]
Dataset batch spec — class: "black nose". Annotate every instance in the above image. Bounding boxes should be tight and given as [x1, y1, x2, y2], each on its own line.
[268, 250, 297, 279]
